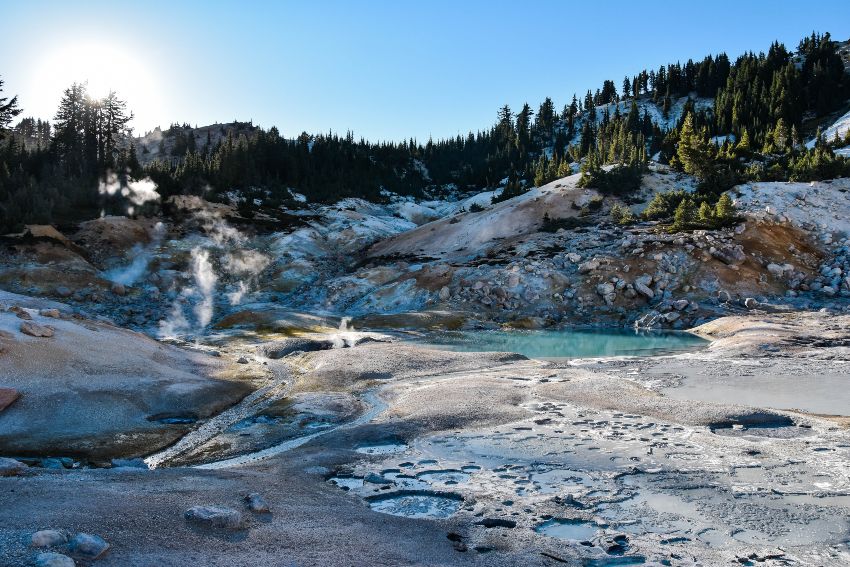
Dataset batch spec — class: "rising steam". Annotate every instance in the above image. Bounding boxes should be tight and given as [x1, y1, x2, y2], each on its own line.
[99, 170, 160, 215]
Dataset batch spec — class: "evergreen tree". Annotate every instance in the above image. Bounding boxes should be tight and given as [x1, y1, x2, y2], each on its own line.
[0, 77, 22, 137]
[715, 192, 735, 220]
[676, 112, 713, 180]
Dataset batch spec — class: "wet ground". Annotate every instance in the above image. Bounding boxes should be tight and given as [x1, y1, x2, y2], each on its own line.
[3, 314, 850, 566]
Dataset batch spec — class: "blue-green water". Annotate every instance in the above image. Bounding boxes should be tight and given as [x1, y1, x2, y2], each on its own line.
[414, 329, 707, 359]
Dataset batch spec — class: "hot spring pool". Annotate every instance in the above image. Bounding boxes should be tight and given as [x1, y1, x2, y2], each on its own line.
[412, 328, 708, 359]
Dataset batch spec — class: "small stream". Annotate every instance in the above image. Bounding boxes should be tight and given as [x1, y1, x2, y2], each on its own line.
[195, 390, 388, 470]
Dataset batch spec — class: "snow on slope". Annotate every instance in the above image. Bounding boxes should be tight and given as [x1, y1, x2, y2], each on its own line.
[806, 108, 850, 148]
[368, 173, 597, 261]
[580, 95, 714, 134]
[271, 198, 417, 262]
[733, 178, 850, 239]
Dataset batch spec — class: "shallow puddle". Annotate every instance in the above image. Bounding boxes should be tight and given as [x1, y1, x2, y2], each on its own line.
[535, 518, 599, 541]
[355, 442, 408, 455]
[366, 491, 463, 519]
[416, 469, 471, 484]
[328, 476, 364, 490]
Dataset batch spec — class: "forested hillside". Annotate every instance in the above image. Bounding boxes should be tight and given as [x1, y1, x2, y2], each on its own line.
[1, 32, 849, 232]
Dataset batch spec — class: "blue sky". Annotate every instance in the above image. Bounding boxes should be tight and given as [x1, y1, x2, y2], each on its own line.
[3, 0, 850, 141]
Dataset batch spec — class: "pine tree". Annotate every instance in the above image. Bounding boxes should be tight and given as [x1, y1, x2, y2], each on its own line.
[715, 193, 735, 221]
[515, 103, 532, 154]
[672, 198, 697, 230]
[698, 201, 714, 224]
[0, 76, 22, 137]
[676, 112, 713, 180]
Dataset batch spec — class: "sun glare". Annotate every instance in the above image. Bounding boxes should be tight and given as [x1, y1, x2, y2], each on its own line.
[32, 41, 162, 132]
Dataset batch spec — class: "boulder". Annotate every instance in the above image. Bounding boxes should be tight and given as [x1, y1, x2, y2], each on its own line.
[185, 505, 244, 529]
[39, 308, 61, 318]
[110, 282, 126, 296]
[710, 245, 745, 265]
[596, 283, 615, 296]
[31, 530, 69, 547]
[55, 286, 72, 298]
[663, 312, 680, 323]
[20, 321, 55, 338]
[68, 533, 110, 560]
[743, 297, 759, 310]
[578, 258, 600, 274]
[634, 282, 654, 300]
[596, 283, 616, 305]
[438, 286, 450, 300]
[364, 472, 389, 485]
[0, 457, 28, 477]
[35, 553, 75, 567]
[245, 493, 270, 513]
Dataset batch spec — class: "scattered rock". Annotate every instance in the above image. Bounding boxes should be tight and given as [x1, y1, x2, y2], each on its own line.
[245, 493, 270, 513]
[596, 283, 616, 305]
[110, 458, 148, 469]
[578, 258, 600, 274]
[31, 530, 69, 547]
[10, 305, 32, 320]
[35, 552, 75, 567]
[184, 505, 244, 529]
[68, 533, 110, 559]
[55, 286, 72, 298]
[364, 472, 388, 485]
[41, 458, 66, 470]
[710, 245, 745, 265]
[634, 281, 654, 300]
[20, 321, 55, 338]
[0, 457, 28, 477]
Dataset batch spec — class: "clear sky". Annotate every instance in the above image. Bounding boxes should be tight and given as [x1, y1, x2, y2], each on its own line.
[2, 0, 850, 141]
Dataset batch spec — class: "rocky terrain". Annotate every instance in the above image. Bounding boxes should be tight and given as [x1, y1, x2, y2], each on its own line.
[0, 306, 848, 566]
[1, 165, 849, 339]
[1, 166, 850, 566]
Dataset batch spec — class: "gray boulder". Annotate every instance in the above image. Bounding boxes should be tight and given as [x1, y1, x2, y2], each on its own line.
[634, 281, 654, 300]
[245, 493, 270, 513]
[68, 533, 109, 559]
[31, 530, 69, 547]
[20, 321, 55, 338]
[0, 457, 28, 477]
[35, 553, 75, 567]
[185, 505, 244, 529]
[578, 258, 600, 274]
